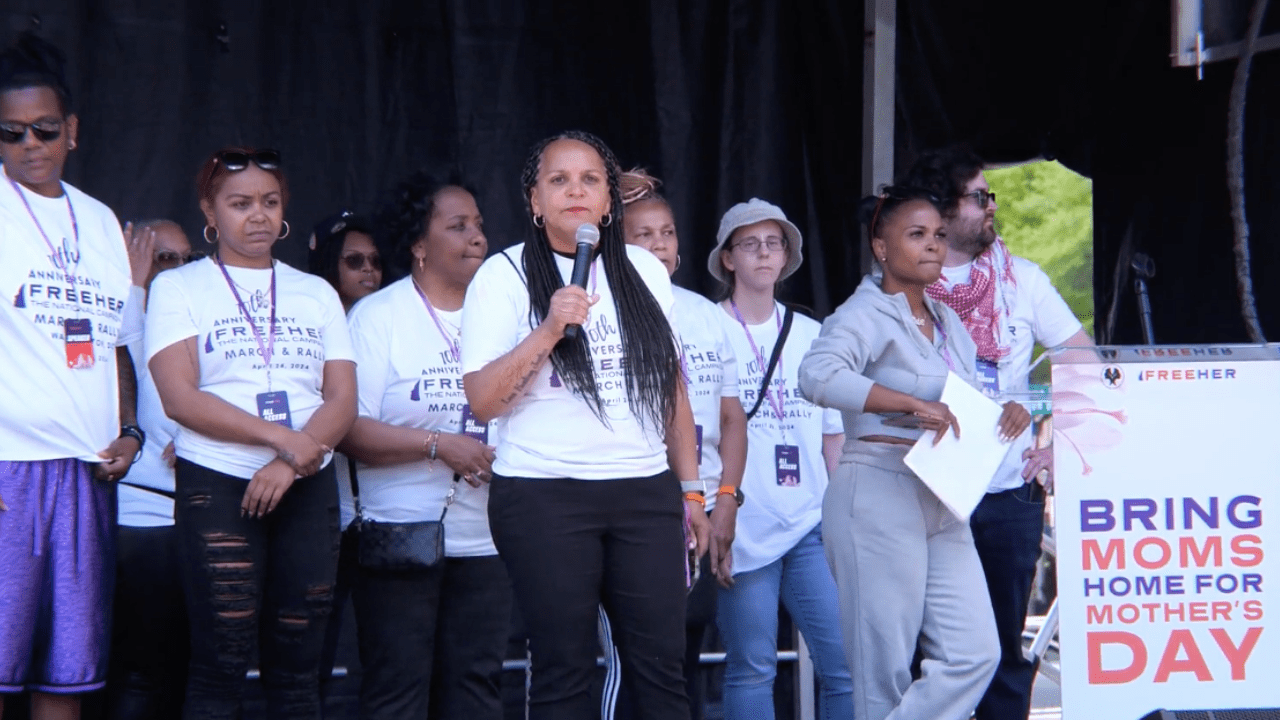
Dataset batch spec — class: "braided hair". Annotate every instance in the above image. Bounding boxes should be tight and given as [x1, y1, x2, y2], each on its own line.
[308, 210, 377, 290]
[0, 33, 72, 114]
[519, 131, 681, 431]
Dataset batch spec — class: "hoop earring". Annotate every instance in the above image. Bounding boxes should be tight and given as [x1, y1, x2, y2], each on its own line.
[533, 215, 545, 228]
[203, 226, 218, 244]
[674, 255, 682, 271]
[278, 221, 290, 239]
[600, 213, 612, 227]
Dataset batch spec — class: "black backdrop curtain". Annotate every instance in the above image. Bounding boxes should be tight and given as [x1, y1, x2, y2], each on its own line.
[7, 1, 1278, 340]
[897, 0, 1280, 344]
[5, 0, 863, 316]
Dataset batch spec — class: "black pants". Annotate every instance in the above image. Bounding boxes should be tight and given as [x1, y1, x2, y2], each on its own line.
[970, 483, 1045, 720]
[104, 524, 189, 720]
[351, 554, 511, 720]
[489, 472, 689, 720]
[616, 524, 716, 720]
[174, 459, 340, 720]
[318, 524, 359, 694]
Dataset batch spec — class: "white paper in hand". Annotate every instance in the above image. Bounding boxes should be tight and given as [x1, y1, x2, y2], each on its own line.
[904, 371, 1009, 521]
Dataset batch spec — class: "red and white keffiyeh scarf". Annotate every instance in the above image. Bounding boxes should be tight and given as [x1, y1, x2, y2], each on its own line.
[926, 236, 1017, 361]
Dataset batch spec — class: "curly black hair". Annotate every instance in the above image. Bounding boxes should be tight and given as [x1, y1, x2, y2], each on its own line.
[0, 32, 72, 114]
[377, 168, 472, 282]
[899, 144, 985, 219]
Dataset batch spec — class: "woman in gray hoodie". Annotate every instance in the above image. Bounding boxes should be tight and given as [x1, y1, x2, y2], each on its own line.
[798, 186, 1030, 720]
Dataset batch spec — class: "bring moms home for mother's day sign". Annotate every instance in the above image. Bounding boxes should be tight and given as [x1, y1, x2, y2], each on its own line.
[1052, 345, 1280, 719]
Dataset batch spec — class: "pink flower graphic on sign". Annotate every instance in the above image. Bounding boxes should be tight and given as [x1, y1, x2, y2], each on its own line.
[1050, 364, 1128, 475]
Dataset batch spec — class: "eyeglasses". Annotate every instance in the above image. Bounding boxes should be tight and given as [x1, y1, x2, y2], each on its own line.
[217, 149, 282, 171]
[0, 121, 63, 144]
[731, 237, 787, 254]
[155, 250, 199, 270]
[963, 190, 996, 209]
[341, 252, 382, 271]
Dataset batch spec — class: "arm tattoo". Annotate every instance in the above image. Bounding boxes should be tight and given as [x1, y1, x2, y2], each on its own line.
[500, 350, 549, 405]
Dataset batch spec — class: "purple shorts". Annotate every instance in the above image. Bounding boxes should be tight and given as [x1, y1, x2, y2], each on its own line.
[0, 459, 116, 693]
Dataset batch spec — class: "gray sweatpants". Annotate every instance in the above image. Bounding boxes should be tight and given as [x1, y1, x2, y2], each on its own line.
[823, 441, 999, 720]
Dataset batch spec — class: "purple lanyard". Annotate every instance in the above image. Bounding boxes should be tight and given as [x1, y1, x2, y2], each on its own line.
[932, 317, 957, 372]
[412, 278, 461, 363]
[730, 300, 788, 432]
[9, 177, 81, 282]
[215, 257, 278, 388]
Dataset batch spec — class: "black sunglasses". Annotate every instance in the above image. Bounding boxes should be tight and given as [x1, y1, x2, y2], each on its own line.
[0, 121, 63, 144]
[217, 149, 282, 171]
[963, 190, 997, 209]
[341, 252, 382, 272]
[155, 250, 202, 270]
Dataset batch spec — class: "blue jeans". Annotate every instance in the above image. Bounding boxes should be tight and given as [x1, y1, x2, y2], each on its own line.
[970, 483, 1045, 720]
[716, 523, 854, 720]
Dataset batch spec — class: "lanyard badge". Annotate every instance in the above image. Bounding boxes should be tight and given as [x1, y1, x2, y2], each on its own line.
[461, 404, 489, 443]
[775, 444, 801, 486]
[257, 390, 293, 428]
[64, 318, 95, 369]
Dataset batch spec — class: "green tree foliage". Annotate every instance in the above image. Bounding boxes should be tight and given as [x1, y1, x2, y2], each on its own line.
[987, 161, 1095, 336]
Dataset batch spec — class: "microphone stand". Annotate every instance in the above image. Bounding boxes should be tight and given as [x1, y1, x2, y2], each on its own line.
[1131, 253, 1156, 345]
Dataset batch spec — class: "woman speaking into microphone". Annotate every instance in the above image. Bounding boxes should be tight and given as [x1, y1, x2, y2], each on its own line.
[461, 130, 708, 720]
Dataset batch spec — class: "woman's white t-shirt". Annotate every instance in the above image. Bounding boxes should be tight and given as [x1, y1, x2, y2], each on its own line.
[119, 286, 178, 526]
[342, 277, 497, 557]
[0, 171, 135, 462]
[145, 258, 355, 480]
[673, 286, 740, 508]
[717, 301, 843, 575]
[460, 243, 675, 480]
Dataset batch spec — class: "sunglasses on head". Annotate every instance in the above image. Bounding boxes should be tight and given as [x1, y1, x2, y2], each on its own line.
[870, 186, 943, 235]
[216, 149, 282, 171]
[341, 252, 381, 272]
[0, 120, 63, 144]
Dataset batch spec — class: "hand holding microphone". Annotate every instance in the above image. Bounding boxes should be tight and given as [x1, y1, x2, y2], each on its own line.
[562, 223, 601, 340]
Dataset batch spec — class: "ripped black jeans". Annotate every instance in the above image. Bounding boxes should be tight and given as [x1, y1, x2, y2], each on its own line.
[174, 458, 340, 720]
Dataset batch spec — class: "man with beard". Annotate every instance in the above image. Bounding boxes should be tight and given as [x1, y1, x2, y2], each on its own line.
[903, 145, 1092, 720]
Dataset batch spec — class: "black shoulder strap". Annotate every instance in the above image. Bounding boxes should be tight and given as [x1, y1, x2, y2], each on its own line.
[499, 249, 527, 286]
[347, 454, 361, 508]
[745, 306, 795, 421]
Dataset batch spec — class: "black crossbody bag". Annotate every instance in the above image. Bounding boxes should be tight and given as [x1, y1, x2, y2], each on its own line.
[348, 455, 457, 571]
[745, 306, 795, 421]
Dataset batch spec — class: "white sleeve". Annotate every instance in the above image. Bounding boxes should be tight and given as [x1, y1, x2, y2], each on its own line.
[461, 253, 526, 375]
[1026, 264, 1083, 347]
[117, 285, 146, 347]
[347, 303, 391, 419]
[318, 285, 355, 363]
[822, 407, 844, 435]
[144, 273, 197, 364]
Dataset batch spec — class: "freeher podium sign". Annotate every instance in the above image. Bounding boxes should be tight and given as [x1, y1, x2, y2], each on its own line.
[1052, 345, 1280, 719]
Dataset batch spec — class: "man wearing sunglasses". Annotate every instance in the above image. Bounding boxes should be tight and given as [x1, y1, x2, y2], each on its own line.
[0, 33, 142, 718]
[903, 145, 1092, 720]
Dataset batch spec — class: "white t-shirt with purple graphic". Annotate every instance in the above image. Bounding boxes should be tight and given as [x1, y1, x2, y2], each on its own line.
[0, 169, 135, 462]
[340, 277, 497, 557]
[461, 243, 675, 480]
[673, 285, 740, 508]
[145, 258, 354, 480]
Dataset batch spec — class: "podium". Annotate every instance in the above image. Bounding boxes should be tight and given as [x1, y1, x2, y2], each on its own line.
[1050, 344, 1280, 719]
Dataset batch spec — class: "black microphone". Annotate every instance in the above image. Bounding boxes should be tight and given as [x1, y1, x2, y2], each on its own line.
[564, 223, 601, 340]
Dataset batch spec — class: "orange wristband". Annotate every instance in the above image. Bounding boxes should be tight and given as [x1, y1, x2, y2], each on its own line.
[683, 492, 706, 506]
[717, 485, 737, 497]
